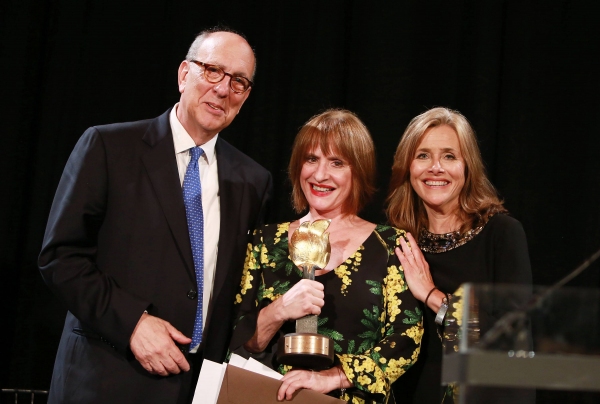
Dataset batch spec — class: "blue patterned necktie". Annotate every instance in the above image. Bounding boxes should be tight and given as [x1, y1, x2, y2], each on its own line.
[183, 146, 205, 350]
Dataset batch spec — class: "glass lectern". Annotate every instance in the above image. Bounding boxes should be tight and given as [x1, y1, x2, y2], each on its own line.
[441, 283, 600, 404]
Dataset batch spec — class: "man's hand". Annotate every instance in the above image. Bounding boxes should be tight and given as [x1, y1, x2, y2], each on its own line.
[129, 312, 192, 376]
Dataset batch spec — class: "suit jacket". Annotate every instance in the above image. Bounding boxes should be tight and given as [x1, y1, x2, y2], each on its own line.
[39, 109, 272, 404]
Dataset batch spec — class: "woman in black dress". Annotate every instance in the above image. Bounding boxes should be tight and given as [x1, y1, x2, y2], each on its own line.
[230, 109, 423, 403]
[386, 107, 532, 403]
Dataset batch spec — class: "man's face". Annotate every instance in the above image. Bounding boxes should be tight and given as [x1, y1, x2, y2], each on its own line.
[177, 32, 254, 141]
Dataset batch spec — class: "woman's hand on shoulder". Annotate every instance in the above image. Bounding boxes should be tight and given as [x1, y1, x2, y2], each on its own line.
[396, 232, 435, 303]
[275, 279, 324, 321]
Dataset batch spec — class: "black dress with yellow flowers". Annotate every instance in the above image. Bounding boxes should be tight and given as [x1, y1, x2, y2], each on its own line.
[230, 222, 423, 404]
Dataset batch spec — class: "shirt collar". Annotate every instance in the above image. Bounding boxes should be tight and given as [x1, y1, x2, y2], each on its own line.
[170, 103, 218, 163]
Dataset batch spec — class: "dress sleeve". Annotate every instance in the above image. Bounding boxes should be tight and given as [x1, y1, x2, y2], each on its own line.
[478, 215, 534, 354]
[492, 215, 532, 285]
[229, 227, 266, 351]
[337, 227, 424, 400]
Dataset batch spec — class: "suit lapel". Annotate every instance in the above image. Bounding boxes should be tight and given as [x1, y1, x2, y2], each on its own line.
[141, 110, 195, 280]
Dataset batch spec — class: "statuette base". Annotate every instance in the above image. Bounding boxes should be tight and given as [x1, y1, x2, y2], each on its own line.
[277, 333, 334, 370]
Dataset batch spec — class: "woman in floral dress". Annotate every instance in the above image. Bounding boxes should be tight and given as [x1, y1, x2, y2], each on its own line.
[229, 109, 423, 404]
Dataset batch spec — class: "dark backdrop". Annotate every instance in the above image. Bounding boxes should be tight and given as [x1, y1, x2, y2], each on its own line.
[2, 1, 599, 402]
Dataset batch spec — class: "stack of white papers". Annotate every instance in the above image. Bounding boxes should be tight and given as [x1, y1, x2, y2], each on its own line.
[192, 354, 282, 404]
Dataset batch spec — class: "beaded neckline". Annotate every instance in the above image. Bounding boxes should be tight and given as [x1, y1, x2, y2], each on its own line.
[418, 215, 493, 253]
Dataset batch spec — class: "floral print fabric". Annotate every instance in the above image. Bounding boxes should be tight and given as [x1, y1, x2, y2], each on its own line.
[233, 223, 423, 403]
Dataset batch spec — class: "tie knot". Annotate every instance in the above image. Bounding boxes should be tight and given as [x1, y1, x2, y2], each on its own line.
[189, 146, 205, 162]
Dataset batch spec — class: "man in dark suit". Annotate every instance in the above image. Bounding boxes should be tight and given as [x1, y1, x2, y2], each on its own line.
[39, 28, 272, 403]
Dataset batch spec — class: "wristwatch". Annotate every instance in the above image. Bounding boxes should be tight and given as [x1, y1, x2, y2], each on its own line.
[434, 295, 449, 325]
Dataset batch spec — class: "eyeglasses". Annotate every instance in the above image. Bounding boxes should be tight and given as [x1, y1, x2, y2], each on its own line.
[189, 60, 253, 94]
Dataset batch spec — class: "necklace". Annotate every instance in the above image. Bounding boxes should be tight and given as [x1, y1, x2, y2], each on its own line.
[418, 216, 493, 253]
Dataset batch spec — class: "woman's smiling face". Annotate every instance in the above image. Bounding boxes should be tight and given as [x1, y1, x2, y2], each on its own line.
[300, 146, 352, 216]
[410, 125, 465, 214]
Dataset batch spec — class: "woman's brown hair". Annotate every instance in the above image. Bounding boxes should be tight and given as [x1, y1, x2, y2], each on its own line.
[288, 109, 377, 215]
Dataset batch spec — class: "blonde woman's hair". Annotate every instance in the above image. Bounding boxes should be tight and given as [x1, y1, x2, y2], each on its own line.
[386, 107, 506, 235]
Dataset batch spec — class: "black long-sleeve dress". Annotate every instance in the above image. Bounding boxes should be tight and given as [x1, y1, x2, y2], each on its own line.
[392, 213, 533, 403]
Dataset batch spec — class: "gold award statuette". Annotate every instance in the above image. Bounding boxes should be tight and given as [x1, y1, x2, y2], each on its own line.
[277, 219, 334, 370]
